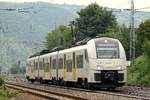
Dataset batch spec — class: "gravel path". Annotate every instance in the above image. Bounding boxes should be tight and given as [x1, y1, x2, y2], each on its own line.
[119, 86, 150, 98]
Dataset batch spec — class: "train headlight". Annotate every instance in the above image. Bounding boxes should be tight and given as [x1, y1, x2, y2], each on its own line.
[117, 66, 122, 70]
[97, 65, 103, 70]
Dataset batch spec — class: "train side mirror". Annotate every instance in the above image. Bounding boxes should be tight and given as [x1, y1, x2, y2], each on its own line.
[127, 61, 131, 66]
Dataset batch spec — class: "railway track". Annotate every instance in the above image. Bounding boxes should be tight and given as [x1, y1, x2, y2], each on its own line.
[6, 82, 88, 100]
[6, 82, 150, 100]
[29, 82, 150, 99]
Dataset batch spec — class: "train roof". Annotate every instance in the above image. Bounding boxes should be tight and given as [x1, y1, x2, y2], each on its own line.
[28, 37, 120, 59]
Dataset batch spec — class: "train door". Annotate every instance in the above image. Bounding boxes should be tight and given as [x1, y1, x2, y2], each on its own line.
[49, 56, 52, 80]
[37, 57, 40, 79]
[39, 58, 44, 79]
[42, 58, 44, 79]
[63, 54, 66, 81]
[76, 50, 85, 79]
[44, 57, 49, 80]
[34, 60, 37, 78]
[31, 61, 34, 79]
[72, 52, 76, 81]
[29, 61, 31, 77]
[56, 52, 59, 81]
[66, 53, 73, 81]
[58, 54, 64, 81]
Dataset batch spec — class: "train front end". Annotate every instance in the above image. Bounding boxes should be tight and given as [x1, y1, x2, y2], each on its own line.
[87, 37, 129, 88]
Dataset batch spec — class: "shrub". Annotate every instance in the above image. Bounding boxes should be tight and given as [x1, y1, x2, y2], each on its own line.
[128, 55, 150, 86]
[0, 78, 4, 86]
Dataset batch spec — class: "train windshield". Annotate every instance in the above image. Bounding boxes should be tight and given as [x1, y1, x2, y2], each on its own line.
[96, 47, 119, 59]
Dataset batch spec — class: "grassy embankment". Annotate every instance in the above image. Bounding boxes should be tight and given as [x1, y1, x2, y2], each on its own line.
[128, 55, 150, 86]
[0, 78, 22, 99]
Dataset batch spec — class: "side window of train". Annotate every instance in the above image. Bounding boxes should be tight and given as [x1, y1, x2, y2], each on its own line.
[52, 59, 56, 69]
[59, 58, 63, 69]
[39, 61, 43, 70]
[45, 63, 49, 72]
[50, 57, 52, 69]
[34, 60, 35, 70]
[43, 58, 44, 70]
[34, 61, 37, 70]
[43, 63, 46, 71]
[27, 63, 29, 70]
[76, 55, 83, 68]
[35, 62, 38, 70]
[73, 52, 75, 68]
[66, 60, 72, 72]
[84, 50, 89, 62]
[64, 54, 66, 69]
[29, 62, 31, 71]
[31, 62, 34, 72]
[31, 62, 33, 72]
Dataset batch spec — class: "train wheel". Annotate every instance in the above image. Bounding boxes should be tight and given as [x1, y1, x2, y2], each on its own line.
[30, 79, 34, 83]
[40, 79, 43, 84]
[89, 84, 94, 90]
[84, 82, 89, 89]
[66, 82, 71, 87]
[51, 79, 54, 85]
[69, 82, 75, 87]
[63, 81, 67, 86]
[59, 80, 64, 86]
[83, 79, 89, 89]
[52, 78, 56, 85]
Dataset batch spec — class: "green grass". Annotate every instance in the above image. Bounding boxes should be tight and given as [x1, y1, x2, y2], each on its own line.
[0, 78, 23, 99]
[128, 55, 150, 86]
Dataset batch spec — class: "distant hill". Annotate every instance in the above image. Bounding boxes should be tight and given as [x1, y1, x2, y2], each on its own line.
[113, 11, 150, 27]
[0, 2, 149, 70]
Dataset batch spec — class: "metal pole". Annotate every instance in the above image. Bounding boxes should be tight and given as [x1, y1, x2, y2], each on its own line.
[131, 0, 135, 63]
[130, 0, 135, 63]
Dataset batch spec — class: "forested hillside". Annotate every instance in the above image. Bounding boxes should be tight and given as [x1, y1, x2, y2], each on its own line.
[0, 2, 80, 70]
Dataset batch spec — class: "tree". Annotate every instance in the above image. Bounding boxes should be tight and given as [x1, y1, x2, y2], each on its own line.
[136, 19, 150, 56]
[10, 63, 20, 74]
[143, 40, 150, 58]
[76, 3, 117, 39]
[45, 25, 72, 49]
[0, 66, 1, 74]
[99, 24, 130, 59]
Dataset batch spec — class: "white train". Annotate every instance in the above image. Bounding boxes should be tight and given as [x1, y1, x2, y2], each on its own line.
[25, 37, 129, 89]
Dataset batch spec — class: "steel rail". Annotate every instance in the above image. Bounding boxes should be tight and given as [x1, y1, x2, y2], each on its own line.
[31, 83, 150, 100]
[6, 82, 150, 100]
[6, 82, 88, 100]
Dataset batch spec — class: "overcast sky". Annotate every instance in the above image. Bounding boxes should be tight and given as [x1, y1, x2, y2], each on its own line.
[0, 0, 150, 11]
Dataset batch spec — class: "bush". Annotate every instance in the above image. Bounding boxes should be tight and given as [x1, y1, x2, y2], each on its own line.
[0, 78, 22, 99]
[128, 55, 150, 86]
[0, 78, 4, 86]
[143, 40, 150, 58]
